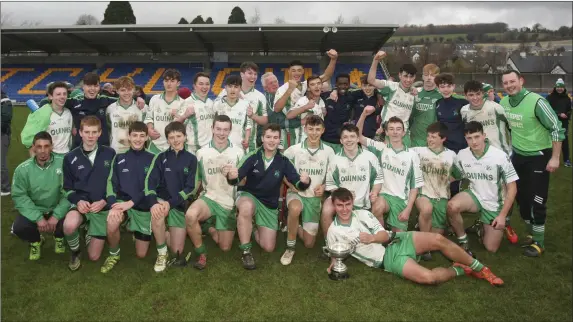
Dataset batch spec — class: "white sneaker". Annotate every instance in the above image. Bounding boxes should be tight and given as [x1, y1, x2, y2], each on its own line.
[280, 248, 295, 266]
[1, 191, 10, 197]
[154, 254, 168, 272]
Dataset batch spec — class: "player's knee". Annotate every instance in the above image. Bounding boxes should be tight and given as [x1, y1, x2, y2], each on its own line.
[446, 201, 459, 215]
[88, 252, 101, 261]
[135, 249, 148, 259]
[220, 244, 232, 252]
[288, 203, 302, 216]
[417, 271, 438, 285]
[261, 243, 275, 253]
[303, 239, 316, 248]
[483, 240, 500, 253]
[185, 211, 199, 225]
[433, 233, 448, 246]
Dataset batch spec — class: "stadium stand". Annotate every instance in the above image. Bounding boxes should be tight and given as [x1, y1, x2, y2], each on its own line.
[1, 64, 95, 102]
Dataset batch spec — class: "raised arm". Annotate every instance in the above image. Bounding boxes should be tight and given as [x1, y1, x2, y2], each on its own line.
[319, 49, 338, 82]
[368, 51, 388, 89]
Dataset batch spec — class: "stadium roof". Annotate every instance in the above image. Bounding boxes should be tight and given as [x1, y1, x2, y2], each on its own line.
[0, 24, 398, 55]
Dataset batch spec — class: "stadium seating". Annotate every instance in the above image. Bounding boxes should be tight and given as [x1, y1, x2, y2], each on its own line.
[1, 64, 95, 102]
[2, 63, 568, 103]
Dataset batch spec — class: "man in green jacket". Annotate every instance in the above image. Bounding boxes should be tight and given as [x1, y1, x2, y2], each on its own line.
[500, 70, 565, 257]
[11, 131, 70, 260]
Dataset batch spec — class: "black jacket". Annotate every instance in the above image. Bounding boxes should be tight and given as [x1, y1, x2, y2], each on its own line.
[547, 88, 572, 121]
[1, 91, 12, 135]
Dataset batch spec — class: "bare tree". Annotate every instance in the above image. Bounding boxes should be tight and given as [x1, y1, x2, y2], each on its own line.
[76, 14, 100, 25]
[334, 14, 344, 24]
[351, 16, 362, 24]
[249, 8, 261, 24]
[274, 17, 286, 24]
[1, 11, 13, 27]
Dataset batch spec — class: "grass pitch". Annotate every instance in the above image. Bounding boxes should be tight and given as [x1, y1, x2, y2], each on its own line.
[1, 107, 571, 321]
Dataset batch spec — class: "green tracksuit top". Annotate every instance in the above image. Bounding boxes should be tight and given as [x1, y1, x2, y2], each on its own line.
[11, 153, 70, 222]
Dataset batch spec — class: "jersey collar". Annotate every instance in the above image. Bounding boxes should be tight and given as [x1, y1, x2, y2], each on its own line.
[118, 99, 136, 109]
[387, 142, 408, 153]
[34, 153, 55, 170]
[471, 140, 490, 160]
[191, 92, 207, 103]
[160, 92, 181, 105]
[302, 139, 323, 155]
[508, 88, 529, 106]
[334, 212, 354, 227]
[222, 96, 239, 107]
[209, 139, 232, 153]
[341, 146, 362, 162]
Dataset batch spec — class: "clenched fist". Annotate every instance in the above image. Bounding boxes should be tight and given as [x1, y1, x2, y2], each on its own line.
[374, 51, 387, 61]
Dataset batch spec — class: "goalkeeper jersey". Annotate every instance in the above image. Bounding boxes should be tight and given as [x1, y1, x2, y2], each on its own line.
[145, 93, 187, 152]
[327, 210, 386, 268]
[365, 138, 424, 200]
[106, 100, 144, 153]
[461, 100, 511, 155]
[196, 140, 245, 210]
[325, 146, 384, 209]
[283, 140, 334, 198]
[411, 146, 456, 199]
[378, 80, 416, 132]
[213, 97, 252, 150]
[453, 143, 519, 212]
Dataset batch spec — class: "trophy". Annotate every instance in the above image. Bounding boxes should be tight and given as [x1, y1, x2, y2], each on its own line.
[325, 242, 355, 281]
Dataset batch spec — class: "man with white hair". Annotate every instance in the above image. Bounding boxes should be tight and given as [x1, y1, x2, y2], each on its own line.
[260, 72, 301, 149]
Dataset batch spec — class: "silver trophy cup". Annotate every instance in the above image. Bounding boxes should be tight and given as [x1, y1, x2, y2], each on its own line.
[326, 242, 354, 281]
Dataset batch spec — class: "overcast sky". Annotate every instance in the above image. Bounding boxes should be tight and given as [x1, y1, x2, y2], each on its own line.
[1, 1, 572, 29]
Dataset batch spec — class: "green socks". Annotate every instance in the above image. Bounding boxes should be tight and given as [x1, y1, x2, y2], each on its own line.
[469, 259, 484, 272]
[239, 242, 252, 252]
[452, 266, 465, 276]
[286, 239, 296, 249]
[532, 225, 545, 248]
[66, 230, 80, 252]
[195, 244, 206, 255]
[157, 243, 167, 255]
[109, 246, 120, 257]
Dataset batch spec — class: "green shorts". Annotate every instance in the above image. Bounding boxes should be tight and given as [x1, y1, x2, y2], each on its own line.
[237, 191, 279, 231]
[383, 231, 419, 277]
[464, 190, 499, 225]
[201, 196, 237, 231]
[286, 193, 321, 235]
[381, 193, 408, 231]
[321, 141, 342, 153]
[418, 195, 448, 229]
[167, 208, 186, 229]
[85, 211, 109, 237]
[127, 208, 152, 236]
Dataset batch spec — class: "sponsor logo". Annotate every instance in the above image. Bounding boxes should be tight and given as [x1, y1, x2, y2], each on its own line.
[274, 170, 280, 178]
[183, 167, 189, 174]
[122, 168, 129, 173]
[71, 156, 77, 165]
[166, 167, 171, 172]
[118, 159, 126, 165]
[78, 165, 85, 170]
[56, 169, 62, 175]
[104, 160, 111, 168]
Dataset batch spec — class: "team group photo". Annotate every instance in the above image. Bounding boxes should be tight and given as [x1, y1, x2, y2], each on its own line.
[1, 1, 572, 321]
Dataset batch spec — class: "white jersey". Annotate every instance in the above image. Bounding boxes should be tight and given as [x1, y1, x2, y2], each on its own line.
[197, 140, 245, 210]
[274, 80, 308, 115]
[365, 138, 424, 200]
[182, 93, 215, 154]
[289, 96, 326, 145]
[325, 147, 384, 209]
[47, 108, 73, 154]
[213, 97, 252, 150]
[218, 87, 267, 149]
[145, 93, 187, 152]
[106, 100, 144, 153]
[378, 80, 416, 132]
[283, 140, 334, 198]
[411, 146, 456, 199]
[461, 100, 512, 155]
[327, 210, 386, 268]
[453, 143, 519, 212]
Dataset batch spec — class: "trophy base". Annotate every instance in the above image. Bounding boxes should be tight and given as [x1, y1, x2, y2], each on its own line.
[329, 270, 350, 281]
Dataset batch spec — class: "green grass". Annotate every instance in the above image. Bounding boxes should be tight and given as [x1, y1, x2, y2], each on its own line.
[2, 107, 572, 321]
